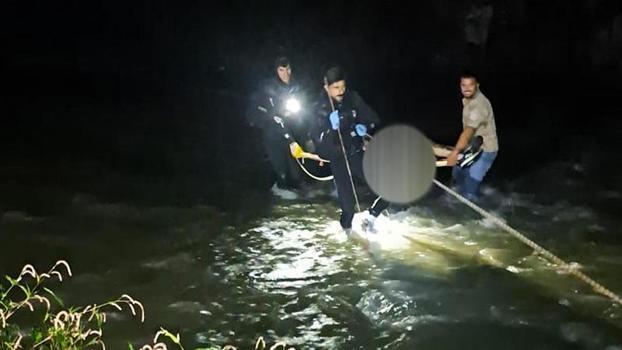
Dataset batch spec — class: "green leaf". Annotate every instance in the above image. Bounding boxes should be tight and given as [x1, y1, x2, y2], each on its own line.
[32, 328, 44, 343]
[43, 287, 64, 307]
[16, 283, 31, 298]
[157, 327, 185, 349]
[128, 343, 135, 350]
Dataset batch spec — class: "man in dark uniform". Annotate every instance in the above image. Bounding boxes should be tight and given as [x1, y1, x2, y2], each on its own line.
[310, 66, 389, 233]
[247, 56, 310, 199]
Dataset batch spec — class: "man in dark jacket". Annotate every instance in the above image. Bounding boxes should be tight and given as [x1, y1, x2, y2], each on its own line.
[247, 56, 310, 199]
[310, 66, 389, 233]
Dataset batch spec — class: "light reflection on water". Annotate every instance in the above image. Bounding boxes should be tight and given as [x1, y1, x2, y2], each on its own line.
[1, 182, 621, 349]
[181, 195, 621, 349]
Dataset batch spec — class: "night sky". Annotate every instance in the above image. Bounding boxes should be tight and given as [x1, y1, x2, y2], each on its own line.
[3, 0, 621, 208]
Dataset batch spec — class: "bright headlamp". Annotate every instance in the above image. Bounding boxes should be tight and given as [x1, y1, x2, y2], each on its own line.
[285, 97, 301, 114]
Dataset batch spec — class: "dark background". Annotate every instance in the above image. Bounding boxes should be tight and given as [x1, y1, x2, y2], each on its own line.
[2, 0, 621, 209]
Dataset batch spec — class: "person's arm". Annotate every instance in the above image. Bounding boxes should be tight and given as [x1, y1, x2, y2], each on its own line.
[351, 91, 380, 129]
[265, 108, 300, 157]
[247, 81, 277, 131]
[432, 144, 453, 158]
[446, 104, 485, 165]
[446, 127, 476, 166]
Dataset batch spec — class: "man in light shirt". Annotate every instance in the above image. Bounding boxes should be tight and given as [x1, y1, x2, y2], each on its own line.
[444, 71, 498, 201]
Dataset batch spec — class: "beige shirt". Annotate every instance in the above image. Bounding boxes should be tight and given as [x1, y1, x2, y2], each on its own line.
[462, 90, 498, 152]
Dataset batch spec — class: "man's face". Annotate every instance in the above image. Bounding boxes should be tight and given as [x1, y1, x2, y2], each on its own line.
[325, 80, 346, 102]
[460, 77, 479, 99]
[277, 65, 291, 84]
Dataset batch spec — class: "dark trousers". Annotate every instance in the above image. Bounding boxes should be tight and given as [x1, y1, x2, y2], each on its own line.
[263, 135, 300, 189]
[330, 151, 389, 229]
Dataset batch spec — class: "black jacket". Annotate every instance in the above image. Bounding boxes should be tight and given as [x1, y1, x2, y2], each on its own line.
[310, 90, 380, 160]
[246, 77, 309, 141]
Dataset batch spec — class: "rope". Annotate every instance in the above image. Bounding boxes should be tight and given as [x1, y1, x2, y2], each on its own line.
[326, 88, 361, 212]
[433, 179, 622, 306]
[295, 158, 334, 181]
[336, 128, 361, 212]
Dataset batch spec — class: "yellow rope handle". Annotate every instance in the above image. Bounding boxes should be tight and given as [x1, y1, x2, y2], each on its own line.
[433, 179, 622, 305]
[290, 142, 305, 159]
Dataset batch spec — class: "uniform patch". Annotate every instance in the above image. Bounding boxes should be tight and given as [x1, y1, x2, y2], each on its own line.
[273, 116, 284, 128]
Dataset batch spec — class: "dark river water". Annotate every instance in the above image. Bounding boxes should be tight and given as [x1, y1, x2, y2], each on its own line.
[1, 151, 621, 349]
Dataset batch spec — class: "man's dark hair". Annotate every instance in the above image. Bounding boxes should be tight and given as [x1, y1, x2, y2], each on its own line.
[324, 65, 346, 85]
[460, 70, 479, 82]
[274, 56, 290, 69]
